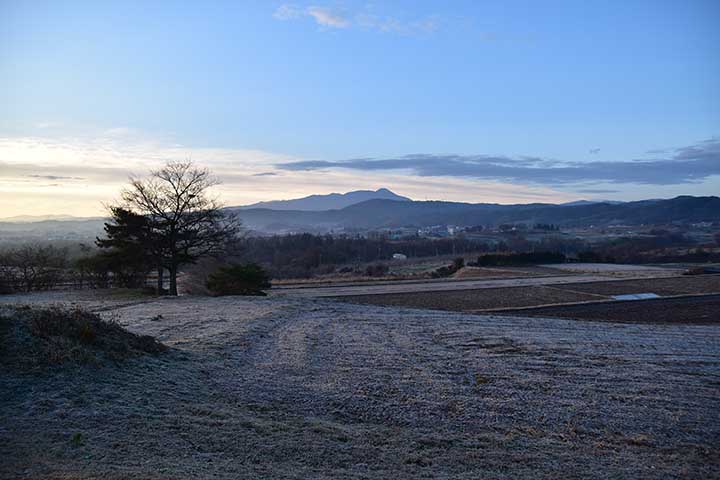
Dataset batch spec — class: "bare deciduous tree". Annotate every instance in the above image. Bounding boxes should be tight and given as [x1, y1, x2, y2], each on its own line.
[117, 160, 240, 295]
[0, 244, 68, 293]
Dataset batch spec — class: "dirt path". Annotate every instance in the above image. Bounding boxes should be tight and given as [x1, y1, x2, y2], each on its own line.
[2, 294, 719, 478]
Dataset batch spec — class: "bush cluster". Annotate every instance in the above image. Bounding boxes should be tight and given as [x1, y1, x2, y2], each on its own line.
[364, 264, 390, 277]
[431, 257, 465, 278]
[205, 263, 271, 296]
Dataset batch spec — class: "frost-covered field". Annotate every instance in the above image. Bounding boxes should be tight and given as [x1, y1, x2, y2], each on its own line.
[1, 291, 719, 479]
[541, 263, 683, 277]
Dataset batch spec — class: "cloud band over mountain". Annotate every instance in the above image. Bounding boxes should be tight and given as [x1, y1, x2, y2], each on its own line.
[276, 139, 720, 186]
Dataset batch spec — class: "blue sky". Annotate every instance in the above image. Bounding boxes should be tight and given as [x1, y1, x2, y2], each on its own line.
[1, 0, 718, 216]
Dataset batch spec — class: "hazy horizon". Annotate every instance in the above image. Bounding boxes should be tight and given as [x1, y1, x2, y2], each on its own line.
[0, 187, 714, 223]
[2, 1, 718, 217]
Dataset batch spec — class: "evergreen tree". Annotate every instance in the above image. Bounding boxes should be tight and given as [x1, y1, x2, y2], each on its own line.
[96, 207, 158, 289]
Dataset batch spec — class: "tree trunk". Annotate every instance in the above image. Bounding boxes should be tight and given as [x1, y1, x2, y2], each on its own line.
[168, 264, 178, 296]
[157, 267, 164, 295]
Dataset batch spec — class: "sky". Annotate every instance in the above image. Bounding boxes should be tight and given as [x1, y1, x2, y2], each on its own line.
[1, 0, 718, 217]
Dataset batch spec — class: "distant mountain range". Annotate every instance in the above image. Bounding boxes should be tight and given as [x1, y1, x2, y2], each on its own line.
[0, 214, 102, 223]
[2, 193, 718, 238]
[239, 188, 410, 211]
[560, 199, 627, 206]
[227, 195, 720, 233]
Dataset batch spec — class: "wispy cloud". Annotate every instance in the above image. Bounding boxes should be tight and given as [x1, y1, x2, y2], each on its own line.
[576, 188, 620, 194]
[273, 4, 437, 34]
[27, 174, 85, 181]
[0, 130, 582, 216]
[5, 128, 717, 217]
[355, 13, 437, 34]
[273, 4, 350, 29]
[275, 139, 720, 186]
[273, 4, 303, 21]
[307, 6, 350, 28]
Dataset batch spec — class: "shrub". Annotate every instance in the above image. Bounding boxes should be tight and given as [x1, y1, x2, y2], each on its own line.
[206, 263, 271, 296]
[73, 253, 111, 289]
[364, 263, 389, 277]
[452, 257, 465, 270]
[0, 306, 166, 368]
[431, 257, 465, 278]
[74, 251, 148, 289]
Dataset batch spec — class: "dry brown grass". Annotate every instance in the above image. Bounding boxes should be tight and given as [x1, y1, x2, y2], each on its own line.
[0, 306, 166, 368]
[452, 266, 538, 279]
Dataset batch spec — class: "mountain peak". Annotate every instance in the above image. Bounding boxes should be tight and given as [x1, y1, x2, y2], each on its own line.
[561, 199, 626, 206]
[237, 188, 410, 211]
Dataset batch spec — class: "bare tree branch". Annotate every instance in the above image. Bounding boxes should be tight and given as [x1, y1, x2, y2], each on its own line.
[112, 160, 241, 295]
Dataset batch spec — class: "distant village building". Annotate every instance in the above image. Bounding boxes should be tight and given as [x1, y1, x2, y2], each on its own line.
[388, 227, 419, 240]
[419, 225, 449, 238]
[447, 225, 466, 236]
[367, 227, 418, 240]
